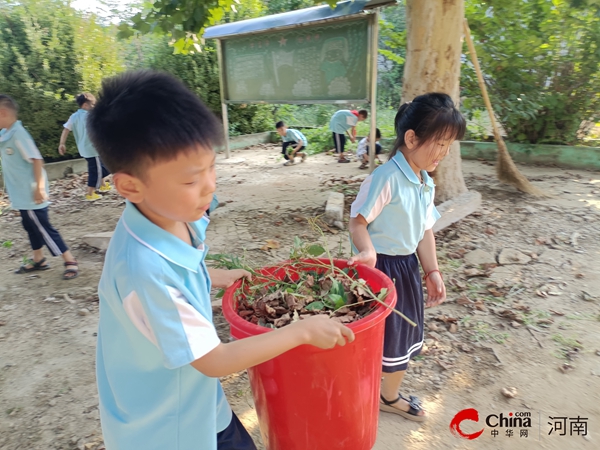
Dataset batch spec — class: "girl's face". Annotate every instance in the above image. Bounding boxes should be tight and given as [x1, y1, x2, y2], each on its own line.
[404, 130, 454, 172]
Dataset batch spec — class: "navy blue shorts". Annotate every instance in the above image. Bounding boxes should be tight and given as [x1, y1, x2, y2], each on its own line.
[217, 412, 257, 450]
[281, 141, 305, 160]
[86, 156, 110, 189]
[366, 143, 383, 155]
[376, 253, 424, 372]
[332, 132, 346, 154]
[20, 207, 68, 256]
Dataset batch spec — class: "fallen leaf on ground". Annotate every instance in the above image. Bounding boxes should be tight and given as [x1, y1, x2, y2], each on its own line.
[457, 294, 473, 306]
[260, 239, 281, 251]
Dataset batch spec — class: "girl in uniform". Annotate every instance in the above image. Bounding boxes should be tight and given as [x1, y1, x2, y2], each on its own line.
[348, 93, 466, 421]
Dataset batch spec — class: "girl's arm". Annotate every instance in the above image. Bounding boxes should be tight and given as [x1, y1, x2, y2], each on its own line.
[417, 229, 446, 307]
[58, 129, 70, 155]
[347, 215, 377, 268]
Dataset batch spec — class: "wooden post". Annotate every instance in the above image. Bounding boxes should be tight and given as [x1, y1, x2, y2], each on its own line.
[368, 11, 379, 172]
[216, 39, 230, 159]
[221, 103, 230, 159]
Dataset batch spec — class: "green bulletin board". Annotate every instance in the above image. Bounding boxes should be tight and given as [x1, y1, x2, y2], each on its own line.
[221, 17, 371, 103]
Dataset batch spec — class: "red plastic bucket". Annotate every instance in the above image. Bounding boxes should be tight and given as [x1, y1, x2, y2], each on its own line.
[222, 259, 397, 450]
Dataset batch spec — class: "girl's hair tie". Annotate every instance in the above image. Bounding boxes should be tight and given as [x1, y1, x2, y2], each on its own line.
[405, 101, 412, 105]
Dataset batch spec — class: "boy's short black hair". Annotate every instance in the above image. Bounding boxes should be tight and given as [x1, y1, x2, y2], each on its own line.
[358, 109, 368, 118]
[76, 93, 96, 107]
[0, 95, 18, 112]
[275, 121, 285, 129]
[375, 128, 381, 139]
[88, 71, 222, 176]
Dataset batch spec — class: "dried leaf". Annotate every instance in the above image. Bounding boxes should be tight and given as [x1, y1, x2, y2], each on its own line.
[260, 239, 281, 251]
[457, 294, 473, 306]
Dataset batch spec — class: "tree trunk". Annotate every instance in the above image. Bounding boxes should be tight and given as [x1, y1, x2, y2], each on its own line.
[402, 0, 467, 203]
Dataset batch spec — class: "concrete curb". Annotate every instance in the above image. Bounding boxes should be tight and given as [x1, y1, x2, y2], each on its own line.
[433, 190, 482, 233]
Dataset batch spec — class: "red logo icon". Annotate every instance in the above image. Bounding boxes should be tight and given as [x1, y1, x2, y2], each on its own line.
[450, 408, 485, 440]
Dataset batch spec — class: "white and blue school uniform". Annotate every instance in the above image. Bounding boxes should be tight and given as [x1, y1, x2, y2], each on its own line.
[350, 151, 440, 372]
[356, 137, 382, 158]
[281, 128, 307, 160]
[64, 109, 109, 188]
[329, 110, 358, 154]
[0, 121, 67, 256]
[97, 202, 255, 450]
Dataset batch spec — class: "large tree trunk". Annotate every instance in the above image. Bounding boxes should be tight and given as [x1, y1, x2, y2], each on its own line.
[402, 0, 467, 203]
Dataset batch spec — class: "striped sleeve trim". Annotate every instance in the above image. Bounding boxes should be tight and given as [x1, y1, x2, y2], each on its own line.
[123, 287, 221, 361]
[350, 175, 392, 223]
[15, 137, 42, 162]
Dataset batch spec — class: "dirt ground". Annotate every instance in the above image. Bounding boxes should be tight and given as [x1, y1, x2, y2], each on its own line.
[0, 144, 599, 450]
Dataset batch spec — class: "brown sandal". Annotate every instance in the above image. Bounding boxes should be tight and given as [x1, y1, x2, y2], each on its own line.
[63, 261, 79, 280]
[380, 394, 427, 422]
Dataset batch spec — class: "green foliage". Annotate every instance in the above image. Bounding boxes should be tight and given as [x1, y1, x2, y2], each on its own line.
[464, 0, 600, 144]
[0, 0, 123, 159]
[122, 0, 336, 54]
[301, 126, 333, 154]
[378, 3, 406, 109]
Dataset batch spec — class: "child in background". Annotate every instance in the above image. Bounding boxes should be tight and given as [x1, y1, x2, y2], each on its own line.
[0, 95, 79, 280]
[348, 93, 466, 422]
[357, 128, 383, 169]
[275, 121, 307, 166]
[88, 71, 354, 450]
[329, 109, 367, 163]
[59, 93, 111, 201]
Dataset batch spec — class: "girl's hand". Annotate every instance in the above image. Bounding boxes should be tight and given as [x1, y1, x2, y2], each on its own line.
[424, 271, 446, 307]
[209, 268, 252, 289]
[347, 250, 377, 269]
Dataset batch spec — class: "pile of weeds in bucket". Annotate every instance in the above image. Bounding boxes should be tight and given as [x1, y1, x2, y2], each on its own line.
[207, 220, 414, 329]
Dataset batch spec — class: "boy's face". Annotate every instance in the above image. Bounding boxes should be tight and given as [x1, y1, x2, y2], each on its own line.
[116, 145, 216, 225]
[0, 107, 16, 129]
[276, 126, 287, 137]
[358, 114, 367, 122]
[82, 100, 96, 110]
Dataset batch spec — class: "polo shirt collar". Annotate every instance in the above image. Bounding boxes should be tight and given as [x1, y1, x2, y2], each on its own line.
[392, 151, 435, 188]
[0, 121, 22, 142]
[121, 201, 206, 273]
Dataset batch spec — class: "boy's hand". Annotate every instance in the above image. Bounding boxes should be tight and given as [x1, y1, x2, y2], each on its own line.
[425, 271, 446, 307]
[209, 268, 251, 289]
[292, 315, 355, 349]
[347, 250, 377, 269]
[34, 186, 47, 204]
[58, 144, 66, 155]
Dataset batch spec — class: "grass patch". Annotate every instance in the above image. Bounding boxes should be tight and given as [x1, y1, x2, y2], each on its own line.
[552, 333, 584, 360]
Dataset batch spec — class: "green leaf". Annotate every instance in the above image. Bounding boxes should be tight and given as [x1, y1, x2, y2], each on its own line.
[328, 293, 346, 309]
[306, 244, 326, 257]
[293, 236, 303, 248]
[305, 301, 325, 311]
[216, 289, 225, 299]
[377, 288, 388, 302]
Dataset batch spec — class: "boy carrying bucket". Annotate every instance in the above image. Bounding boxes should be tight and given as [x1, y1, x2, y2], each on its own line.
[88, 71, 354, 450]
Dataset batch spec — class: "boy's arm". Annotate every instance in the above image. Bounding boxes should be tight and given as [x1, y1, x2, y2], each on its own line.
[191, 315, 354, 378]
[347, 127, 357, 143]
[207, 268, 250, 289]
[417, 229, 445, 307]
[58, 128, 70, 155]
[32, 159, 47, 204]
